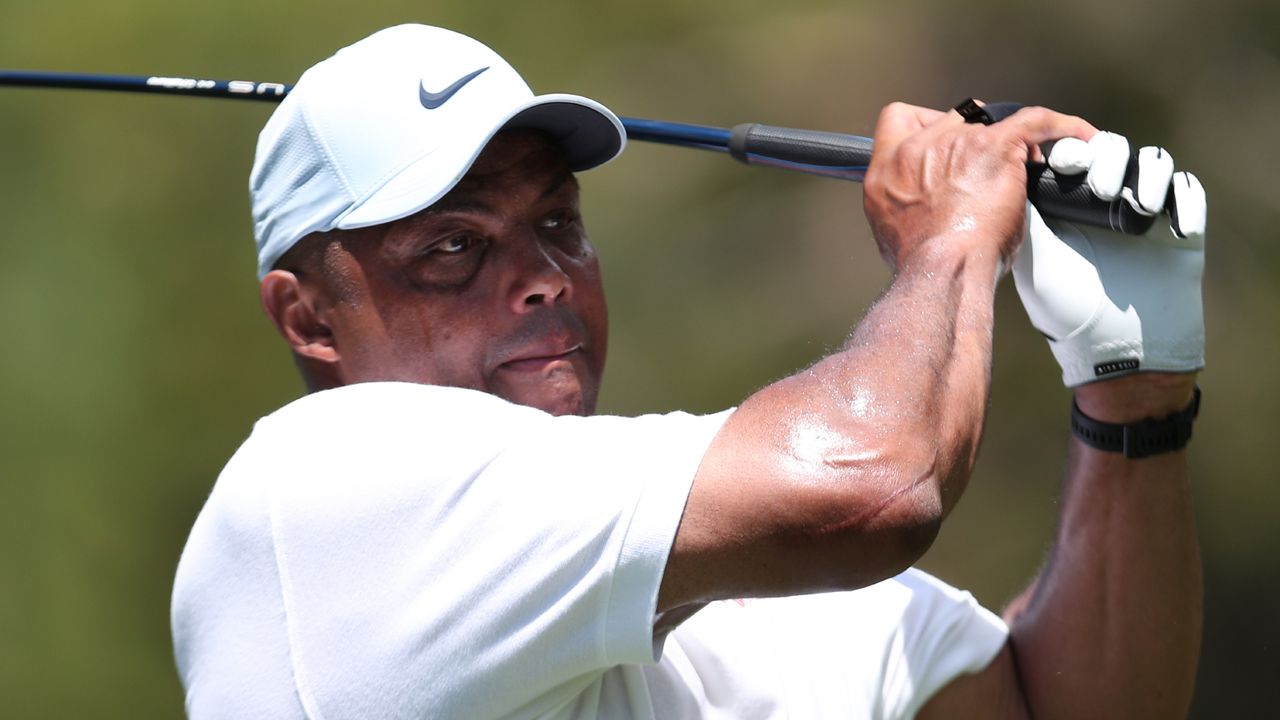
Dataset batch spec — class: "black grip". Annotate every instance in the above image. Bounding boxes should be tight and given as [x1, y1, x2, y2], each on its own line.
[983, 102, 1156, 234]
[1026, 163, 1156, 234]
[729, 120, 1156, 235]
[729, 123, 872, 168]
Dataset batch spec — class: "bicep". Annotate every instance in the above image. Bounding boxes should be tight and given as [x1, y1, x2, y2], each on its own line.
[916, 644, 1030, 720]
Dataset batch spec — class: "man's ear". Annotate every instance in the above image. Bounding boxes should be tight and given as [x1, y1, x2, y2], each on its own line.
[259, 270, 339, 364]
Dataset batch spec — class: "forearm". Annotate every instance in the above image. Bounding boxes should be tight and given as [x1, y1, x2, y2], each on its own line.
[744, 243, 1001, 563]
[1006, 375, 1203, 719]
[811, 242, 1000, 515]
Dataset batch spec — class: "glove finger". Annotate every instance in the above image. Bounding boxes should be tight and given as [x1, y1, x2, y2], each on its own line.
[1086, 131, 1130, 200]
[1167, 171, 1207, 239]
[1120, 146, 1175, 216]
[1046, 137, 1092, 175]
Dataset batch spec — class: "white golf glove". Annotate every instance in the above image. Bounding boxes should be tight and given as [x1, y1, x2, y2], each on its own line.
[1013, 132, 1207, 387]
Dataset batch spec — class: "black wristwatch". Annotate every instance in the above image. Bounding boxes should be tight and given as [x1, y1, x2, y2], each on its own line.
[1070, 387, 1201, 459]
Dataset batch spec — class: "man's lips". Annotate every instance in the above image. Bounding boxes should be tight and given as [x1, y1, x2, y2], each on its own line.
[498, 344, 583, 373]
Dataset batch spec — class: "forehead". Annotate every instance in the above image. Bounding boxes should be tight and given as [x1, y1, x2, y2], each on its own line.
[395, 131, 577, 226]
[452, 129, 575, 194]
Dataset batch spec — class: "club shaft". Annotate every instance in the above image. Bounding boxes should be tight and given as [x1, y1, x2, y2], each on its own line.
[0, 69, 1154, 234]
[0, 69, 289, 101]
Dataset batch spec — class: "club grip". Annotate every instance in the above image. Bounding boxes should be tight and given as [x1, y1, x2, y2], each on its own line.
[729, 123, 1155, 235]
[1024, 163, 1155, 234]
[729, 123, 872, 169]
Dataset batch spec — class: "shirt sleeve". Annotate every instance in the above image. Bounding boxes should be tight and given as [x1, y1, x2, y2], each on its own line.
[884, 568, 1009, 719]
[661, 569, 1008, 719]
[252, 383, 731, 719]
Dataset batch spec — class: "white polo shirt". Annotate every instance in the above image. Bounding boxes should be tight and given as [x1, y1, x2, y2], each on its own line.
[172, 382, 1006, 719]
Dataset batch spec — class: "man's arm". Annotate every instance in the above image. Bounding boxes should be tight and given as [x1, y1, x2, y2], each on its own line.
[922, 139, 1207, 718]
[918, 375, 1202, 720]
[1014, 375, 1202, 717]
[658, 104, 1096, 611]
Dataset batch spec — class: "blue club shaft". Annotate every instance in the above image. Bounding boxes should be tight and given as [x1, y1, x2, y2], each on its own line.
[0, 68, 868, 182]
[0, 69, 1151, 233]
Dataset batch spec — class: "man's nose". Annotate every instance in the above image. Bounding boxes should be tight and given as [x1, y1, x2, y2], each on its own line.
[507, 237, 572, 313]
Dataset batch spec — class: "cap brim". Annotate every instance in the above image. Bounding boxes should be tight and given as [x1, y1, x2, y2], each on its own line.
[337, 93, 625, 231]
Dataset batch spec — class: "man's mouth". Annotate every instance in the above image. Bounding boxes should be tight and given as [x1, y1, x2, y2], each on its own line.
[498, 344, 583, 373]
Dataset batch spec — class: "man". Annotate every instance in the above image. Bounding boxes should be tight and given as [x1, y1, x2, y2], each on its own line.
[172, 24, 1206, 719]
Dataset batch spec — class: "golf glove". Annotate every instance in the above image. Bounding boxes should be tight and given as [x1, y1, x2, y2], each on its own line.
[1013, 132, 1207, 387]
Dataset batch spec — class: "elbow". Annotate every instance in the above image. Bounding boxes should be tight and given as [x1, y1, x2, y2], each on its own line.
[850, 432, 974, 555]
[879, 514, 942, 582]
[866, 462, 946, 571]
[776, 407, 974, 588]
[803, 447, 952, 585]
[897, 489, 944, 565]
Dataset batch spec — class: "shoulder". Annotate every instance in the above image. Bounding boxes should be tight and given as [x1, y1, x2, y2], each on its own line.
[236, 383, 544, 472]
[246, 381, 733, 476]
[262, 381, 544, 434]
[212, 382, 736, 536]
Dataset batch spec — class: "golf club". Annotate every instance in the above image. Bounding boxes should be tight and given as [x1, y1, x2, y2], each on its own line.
[0, 69, 1155, 234]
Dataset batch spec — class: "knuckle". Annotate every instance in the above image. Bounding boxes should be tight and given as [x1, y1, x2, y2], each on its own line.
[863, 172, 886, 200]
[892, 137, 931, 168]
[894, 132, 921, 153]
[1018, 105, 1054, 125]
[881, 101, 928, 122]
[1012, 104, 1044, 117]
[882, 101, 909, 116]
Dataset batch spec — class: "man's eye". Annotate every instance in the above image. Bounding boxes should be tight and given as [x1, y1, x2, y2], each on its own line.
[541, 210, 576, 230]
[410, 233, 487, 288]
[433, 235, 478, 254]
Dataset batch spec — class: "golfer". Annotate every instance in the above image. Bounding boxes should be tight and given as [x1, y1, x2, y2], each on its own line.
[172, 24, 1207, 719]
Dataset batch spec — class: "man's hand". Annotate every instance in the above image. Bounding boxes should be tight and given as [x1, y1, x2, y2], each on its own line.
[863, 103, 1095, 272]
[1013, 133, 1207, 388]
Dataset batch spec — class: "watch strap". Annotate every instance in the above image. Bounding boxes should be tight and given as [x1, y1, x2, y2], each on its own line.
[1071, 386, 1201, 458]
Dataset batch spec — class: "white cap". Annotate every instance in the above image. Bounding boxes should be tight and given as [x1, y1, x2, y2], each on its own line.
[250, 24, 626, 278]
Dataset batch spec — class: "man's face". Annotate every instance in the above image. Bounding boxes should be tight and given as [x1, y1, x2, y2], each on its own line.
[312, 131, 608, 416]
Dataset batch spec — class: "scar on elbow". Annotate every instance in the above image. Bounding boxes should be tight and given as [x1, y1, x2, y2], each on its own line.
[816, 464, 945, 562]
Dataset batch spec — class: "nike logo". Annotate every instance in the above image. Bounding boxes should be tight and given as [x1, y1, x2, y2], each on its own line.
[419, 67, 489, 109]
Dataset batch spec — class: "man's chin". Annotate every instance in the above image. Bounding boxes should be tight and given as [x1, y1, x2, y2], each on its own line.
[494, 370, 595, 417]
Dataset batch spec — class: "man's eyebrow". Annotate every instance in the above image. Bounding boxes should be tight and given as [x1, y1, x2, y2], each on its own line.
[540, 171, 578, 201]
[419, 198, 494, 217]
[381, 200, 491, 254]
[416, 172, 575, 218]
[397, 169, 579, 240]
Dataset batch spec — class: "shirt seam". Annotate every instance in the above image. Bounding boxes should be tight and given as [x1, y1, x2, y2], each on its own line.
[599, 477, 651, 664]
[268, 463, 326, 720]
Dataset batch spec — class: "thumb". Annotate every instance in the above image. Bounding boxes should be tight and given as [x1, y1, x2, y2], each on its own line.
[1014, 204, 1105, 341]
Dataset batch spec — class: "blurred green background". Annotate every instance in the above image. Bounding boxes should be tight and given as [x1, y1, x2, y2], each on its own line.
[1, 0, 1274, 716]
